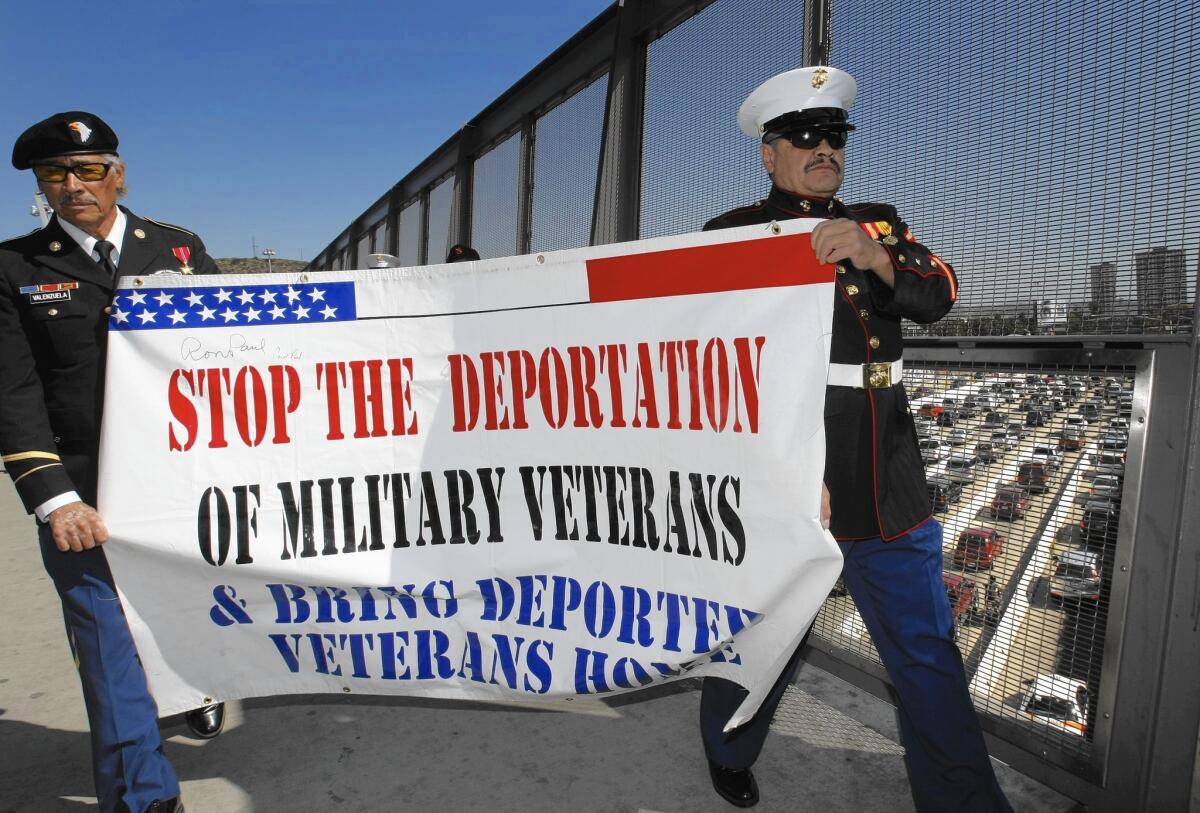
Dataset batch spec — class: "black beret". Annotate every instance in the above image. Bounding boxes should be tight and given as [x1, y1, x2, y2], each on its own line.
[12, 111, 119, 170]
[446, 244, 481, 263]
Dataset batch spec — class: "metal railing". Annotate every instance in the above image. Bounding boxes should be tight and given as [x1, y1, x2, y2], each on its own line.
[306, 2, 1200, 810]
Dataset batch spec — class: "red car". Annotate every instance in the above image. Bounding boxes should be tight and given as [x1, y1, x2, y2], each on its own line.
[953, 528, 1005, 570]
[990, 486, 1031, 520]
[943, 573, 978, 641]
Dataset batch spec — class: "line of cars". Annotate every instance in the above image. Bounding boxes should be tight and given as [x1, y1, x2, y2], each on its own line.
[913, 371, 1133, 740]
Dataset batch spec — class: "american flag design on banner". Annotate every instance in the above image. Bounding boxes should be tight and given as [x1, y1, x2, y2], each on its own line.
[109, 281, 357, 331]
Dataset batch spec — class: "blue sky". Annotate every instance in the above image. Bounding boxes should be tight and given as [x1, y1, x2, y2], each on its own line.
[0, 0, 608, 260]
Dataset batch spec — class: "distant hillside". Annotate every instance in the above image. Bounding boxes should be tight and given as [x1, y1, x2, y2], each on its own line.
[215, 257, 307, 275]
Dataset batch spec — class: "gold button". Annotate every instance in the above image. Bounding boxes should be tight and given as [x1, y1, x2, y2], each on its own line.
[104, 306, 112, 315]
[860, 309, 870, 319]
[869, 336, 881, 349]
[915, 257, 923, 265]
[48, 308, 59, 316]
[846, 284, 860, 296]
[897, 254, 907, 263]
[836, 266, 846, 274]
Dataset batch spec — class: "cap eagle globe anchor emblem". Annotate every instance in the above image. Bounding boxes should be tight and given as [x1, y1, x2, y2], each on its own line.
[811, 67, 829, 88]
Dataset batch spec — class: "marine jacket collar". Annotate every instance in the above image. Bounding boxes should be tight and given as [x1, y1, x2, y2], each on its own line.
[767, 185, 841, 219]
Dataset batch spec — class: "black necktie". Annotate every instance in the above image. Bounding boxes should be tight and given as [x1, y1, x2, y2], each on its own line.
[95, 240, 118, 277]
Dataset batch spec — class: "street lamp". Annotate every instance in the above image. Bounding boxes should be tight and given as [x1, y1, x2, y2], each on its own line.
[261, 248, 277, 273]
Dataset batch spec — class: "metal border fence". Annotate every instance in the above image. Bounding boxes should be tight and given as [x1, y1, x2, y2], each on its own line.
[305, 2, 1200, 810]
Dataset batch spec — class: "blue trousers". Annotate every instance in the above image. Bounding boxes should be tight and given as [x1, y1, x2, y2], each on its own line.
[39, 525, 179, 813]
[701, 519, 1012, 813]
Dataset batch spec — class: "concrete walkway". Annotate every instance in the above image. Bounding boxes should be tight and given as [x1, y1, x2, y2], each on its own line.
[0, 480, 1073, 812]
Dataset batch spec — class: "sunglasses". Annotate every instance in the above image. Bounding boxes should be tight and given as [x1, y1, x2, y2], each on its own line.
[776, 127, 850, 150]
[32, 162, 113, 183]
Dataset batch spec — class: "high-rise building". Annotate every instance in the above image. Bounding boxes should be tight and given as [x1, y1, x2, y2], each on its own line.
[1089, 262, 1117, 313]
[1135, 247, 1186, 315]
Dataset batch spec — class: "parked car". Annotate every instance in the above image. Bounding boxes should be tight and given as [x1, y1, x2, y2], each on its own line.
[945, 454, 978, 483]
[1109, 417, 1130, 432]
[974, 440, 1003, 464]
[1021, 674, 1089, 737]
[1080, 402, 1102, 422]
[1064, 415, 1087, 431]
[943, 572, 978, 641]
[1031, 444, 1064, 471]
[1081, 499, 1119, 546]
[919, 438, 948, 465]
[1050, 549, 1102, 602]
[1058, 428, 1085, 451]
[1017, 460, 1052, 494]
[946, 428, 969, 446]
[1093, 450, 1126, 477]
[936, 409, 958, 427]
[991, 430, 1016, 450]
[953, 527, 1005, 570]
[927, 475, 964, 512]
[1025, 409, 1049, 427]
[917, 403, 945, 418]
[990, 486, 1031, 520]
[983, 410, 1007, 427]
[1100, 433, 1128, 451]
[1007, 421, 1029, 439]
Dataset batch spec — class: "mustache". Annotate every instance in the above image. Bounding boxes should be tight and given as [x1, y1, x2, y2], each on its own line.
[805, 156, 841, 172]
[58, 192, 98, 207]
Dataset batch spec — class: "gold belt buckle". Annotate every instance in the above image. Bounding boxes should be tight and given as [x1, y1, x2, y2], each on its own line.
[864, 361, 892, 389]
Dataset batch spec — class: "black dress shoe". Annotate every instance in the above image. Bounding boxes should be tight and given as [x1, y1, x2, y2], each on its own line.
[185, 702, 225, 739]
[145, 799, 184, 813]
[708, 759, 759, 808]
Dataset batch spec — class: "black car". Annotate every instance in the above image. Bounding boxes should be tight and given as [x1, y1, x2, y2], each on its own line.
[937, 410, 957, 427]
[1081, 499, 1119, 546]
[1025, 409, 1048, 427]
[927, 476, 964, 512]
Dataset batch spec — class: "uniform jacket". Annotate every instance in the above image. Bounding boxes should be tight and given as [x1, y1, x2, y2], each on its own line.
[705, 185, 958, 540]
[0, 206, 219, 513]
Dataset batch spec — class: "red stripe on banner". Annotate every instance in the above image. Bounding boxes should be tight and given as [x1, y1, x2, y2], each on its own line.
[585, 233, 831, 303]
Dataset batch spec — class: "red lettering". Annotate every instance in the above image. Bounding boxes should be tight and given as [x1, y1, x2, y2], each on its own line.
[167, 369, 198, 452]
[387, 358, 419, 436]
[449, 354, 480, 432]
[233, 367, 268, 446]
[538, 348, 570, 428]
[269, 365, 300, 443]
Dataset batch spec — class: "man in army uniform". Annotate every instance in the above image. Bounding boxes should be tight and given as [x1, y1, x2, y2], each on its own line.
[697, 69, 1012, 812]
[0, 111, 224, 813]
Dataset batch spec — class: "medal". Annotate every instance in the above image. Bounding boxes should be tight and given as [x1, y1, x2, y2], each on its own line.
[172, 246, 194, 274]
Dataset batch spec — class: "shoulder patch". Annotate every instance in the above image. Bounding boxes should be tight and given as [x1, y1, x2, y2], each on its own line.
[142, 216, 198, 238]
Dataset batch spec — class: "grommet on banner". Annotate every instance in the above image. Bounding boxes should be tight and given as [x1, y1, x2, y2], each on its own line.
[299, 274, 309, 283]
[770, 222, 782, 235]
[133, 277, 143, 286]
[342, 687, 351, 693]
[536, 254, 545, 265]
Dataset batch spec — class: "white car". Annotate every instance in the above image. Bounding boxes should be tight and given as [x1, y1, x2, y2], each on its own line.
[946, 428, 969, 446]
[1021, 674, 1089, 737]
[1031, 444, 1064, 470]
[1065, 415, 1087, 430]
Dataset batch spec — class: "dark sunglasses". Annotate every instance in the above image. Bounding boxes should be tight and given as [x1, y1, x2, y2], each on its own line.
[32, 162, 113, 183]
[776, 127, 849, 150]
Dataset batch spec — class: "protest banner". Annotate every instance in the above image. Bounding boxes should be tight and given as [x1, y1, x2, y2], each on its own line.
[99, 219, 841, 730]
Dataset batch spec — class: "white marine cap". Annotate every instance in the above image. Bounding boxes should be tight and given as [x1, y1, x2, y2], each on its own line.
[737, 66, 857, 138]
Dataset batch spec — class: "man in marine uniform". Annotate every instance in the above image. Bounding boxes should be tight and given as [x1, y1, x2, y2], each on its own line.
[0, 111, 225, 813]
[697, 68, 1012, 812]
